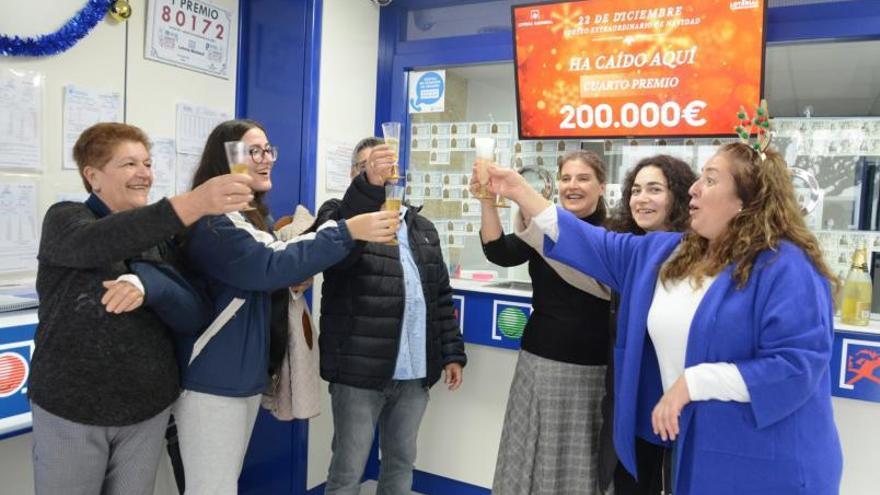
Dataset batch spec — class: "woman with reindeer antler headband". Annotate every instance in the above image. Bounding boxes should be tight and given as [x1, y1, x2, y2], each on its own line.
[482, 101, 843, 494]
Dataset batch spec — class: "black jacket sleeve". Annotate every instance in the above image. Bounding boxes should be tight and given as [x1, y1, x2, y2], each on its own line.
[481, 231, 532, 267]
[319, 173, 387, 270]
[435, 256, 467, 367]
[38, 200, 186, 269]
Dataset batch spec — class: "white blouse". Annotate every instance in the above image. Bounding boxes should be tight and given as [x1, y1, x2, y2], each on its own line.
[532, 205, 750, 402]
[648, 276, 750, 402]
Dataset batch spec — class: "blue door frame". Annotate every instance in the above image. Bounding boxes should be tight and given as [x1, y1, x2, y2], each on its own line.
[234, 1, 322, 494]
[236, 0, 323, 217]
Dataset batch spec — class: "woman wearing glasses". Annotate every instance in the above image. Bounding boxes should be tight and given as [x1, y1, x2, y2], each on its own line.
[173, 119, 399, 494]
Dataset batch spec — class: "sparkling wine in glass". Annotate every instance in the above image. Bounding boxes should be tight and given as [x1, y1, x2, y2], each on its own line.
[224, 140, 255, 211]
[474, 137, 496, 200]
[383, 182, 405, 246]
[382, 122, 401, 182]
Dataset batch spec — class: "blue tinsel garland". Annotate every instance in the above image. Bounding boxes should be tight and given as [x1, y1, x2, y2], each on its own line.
[0, 0, 113, 57]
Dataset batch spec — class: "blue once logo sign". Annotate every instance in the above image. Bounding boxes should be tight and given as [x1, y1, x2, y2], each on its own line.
[409, 72, 444, 112]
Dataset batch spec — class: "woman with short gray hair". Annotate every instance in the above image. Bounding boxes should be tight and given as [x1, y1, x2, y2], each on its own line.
[29, 122, 251, 495]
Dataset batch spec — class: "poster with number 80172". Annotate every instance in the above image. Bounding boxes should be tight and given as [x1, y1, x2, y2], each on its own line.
[145, 0, 232, 79]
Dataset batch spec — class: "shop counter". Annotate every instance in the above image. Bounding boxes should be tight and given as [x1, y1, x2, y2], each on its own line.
[452, 278, 880, 405]
[4, 284, 879, 440]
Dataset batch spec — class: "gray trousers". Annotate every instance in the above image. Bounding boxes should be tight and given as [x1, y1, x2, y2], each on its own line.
[325, 380, 429, 495]
[173, 390, 262, 495]
[31, 402, 171, 495]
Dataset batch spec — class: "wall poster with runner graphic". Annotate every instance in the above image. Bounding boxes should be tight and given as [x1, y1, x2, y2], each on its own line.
[832, 330, 880, 403]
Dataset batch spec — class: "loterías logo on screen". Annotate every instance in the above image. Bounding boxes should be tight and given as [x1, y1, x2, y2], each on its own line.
[730, 0, 759, 10]
[518, 7, 552, 28]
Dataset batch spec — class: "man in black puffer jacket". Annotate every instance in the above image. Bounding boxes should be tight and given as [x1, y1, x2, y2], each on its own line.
[314, 140, 466, 495]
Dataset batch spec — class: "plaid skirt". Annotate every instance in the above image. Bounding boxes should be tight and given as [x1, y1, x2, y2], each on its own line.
[493, 350, 607, 495]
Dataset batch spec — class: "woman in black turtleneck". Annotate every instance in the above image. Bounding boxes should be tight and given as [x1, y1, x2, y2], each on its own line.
[473, 150, 611, 495]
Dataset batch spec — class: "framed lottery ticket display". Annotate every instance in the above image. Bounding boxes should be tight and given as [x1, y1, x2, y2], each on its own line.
[145, 0, 232, 79]
[512, 0, 767, 139]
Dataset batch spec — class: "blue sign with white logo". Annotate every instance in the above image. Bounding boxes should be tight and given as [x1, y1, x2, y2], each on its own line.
[409, 70, 446, 113]
[831, 330, 880, 403]
[452, 295, 465, 334]
[453, 288, 531, 351]
[0, 322, 37, 437]
[492, 301, 532, 348]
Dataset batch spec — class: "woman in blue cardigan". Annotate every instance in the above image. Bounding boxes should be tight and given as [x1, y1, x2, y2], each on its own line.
[488, 142, 842, 494]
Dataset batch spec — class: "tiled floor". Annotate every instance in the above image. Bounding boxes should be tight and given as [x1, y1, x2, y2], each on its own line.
[357, 480, 425, 495]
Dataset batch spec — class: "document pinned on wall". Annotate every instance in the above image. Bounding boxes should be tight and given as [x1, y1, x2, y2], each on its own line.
[62, 85, 123, 170]
[325, 141, 354, 192]
[0, 181, 39, 275]
[176, 153, 200, 195]
[175, 103, 230, 155]
[148, 138, 176, 204]
[0, 69, 44, 171]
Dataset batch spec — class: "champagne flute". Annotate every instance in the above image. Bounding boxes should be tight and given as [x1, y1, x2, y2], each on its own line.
[474, 137, 495, 199]
[224, 141, 255, 211]
[493, 149, 510, 208]
[381, 122, 401, 182]
[383, 182, 406, 246]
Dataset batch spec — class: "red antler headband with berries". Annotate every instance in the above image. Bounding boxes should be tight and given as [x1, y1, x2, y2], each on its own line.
[735, 99, 772, 160]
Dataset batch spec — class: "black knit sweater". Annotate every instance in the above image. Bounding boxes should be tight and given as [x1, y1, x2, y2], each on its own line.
[482, 210, 610, 365]
[29, 198, 185, 426]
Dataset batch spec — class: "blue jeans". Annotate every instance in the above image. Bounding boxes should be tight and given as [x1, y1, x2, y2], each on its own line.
[325, 380, 430, 495]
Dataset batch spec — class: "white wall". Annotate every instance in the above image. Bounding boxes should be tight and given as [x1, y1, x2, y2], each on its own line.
[308, 0, 381, 489]
[416, 345, 517, 488]
[833, 397, 880, 495]
[0, 1, 238, 493]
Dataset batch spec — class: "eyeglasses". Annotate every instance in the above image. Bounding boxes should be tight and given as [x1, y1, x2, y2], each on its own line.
[249, 145, 279, 164]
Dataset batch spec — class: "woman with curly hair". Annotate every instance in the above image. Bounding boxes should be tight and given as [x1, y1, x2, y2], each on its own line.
[601, 155, 697, 494]
[605, 155, 697, 235]
[487, 142, 842, 494]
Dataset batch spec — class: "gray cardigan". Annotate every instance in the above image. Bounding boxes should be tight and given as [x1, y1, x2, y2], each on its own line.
[29, 197, 186, 426]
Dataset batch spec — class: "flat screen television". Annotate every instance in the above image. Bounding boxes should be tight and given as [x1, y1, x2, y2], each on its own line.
[511, 0, 767, 139]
